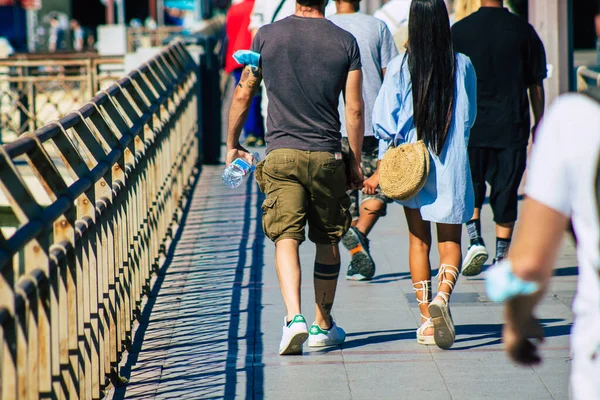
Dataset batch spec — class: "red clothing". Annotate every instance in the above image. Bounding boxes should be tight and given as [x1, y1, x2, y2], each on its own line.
[225, 0, 255, 74]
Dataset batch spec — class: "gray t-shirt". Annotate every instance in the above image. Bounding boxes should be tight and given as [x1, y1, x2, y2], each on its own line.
[329, 12, 398, 137]
[251, 15, 362, 154]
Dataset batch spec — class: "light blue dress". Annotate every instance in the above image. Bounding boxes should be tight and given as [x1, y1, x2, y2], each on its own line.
[373, 53, 477, 224]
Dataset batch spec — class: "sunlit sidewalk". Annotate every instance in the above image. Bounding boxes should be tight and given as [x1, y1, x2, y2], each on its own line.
[107, 165, 575, 399]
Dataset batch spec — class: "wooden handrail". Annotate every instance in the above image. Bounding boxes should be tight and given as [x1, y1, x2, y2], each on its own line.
[0, 40, 199, 399]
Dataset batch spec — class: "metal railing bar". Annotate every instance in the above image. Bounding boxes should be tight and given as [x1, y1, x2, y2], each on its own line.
[0, 307, 9, 326]
[3, 136, 38, 159]
[0, 39, 199, 398]
[2, 220, 43, 256]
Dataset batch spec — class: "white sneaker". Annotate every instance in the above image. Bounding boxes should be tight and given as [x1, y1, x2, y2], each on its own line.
[308, 319, 346, 347]
[279, 315, 309, 355]
[462, 243, 489, 277]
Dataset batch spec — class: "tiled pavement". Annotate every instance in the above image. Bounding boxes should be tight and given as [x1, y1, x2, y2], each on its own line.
[107, 165, 576, 399]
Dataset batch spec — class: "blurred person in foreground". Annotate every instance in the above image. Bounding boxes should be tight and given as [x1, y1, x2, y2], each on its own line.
[371, 0, 477, 349]
[226, 0, 365, 354]
[485, 8, 600, 399]
[452, 0, 546, 277]
[225, 0, 265, 146]
[485, 90, 600, 398]
[330, 0, 398, 280]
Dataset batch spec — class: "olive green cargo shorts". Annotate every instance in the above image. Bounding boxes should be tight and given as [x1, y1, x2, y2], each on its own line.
[254, 148, 352, 245]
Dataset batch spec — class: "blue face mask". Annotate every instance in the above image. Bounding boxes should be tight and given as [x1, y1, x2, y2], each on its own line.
[485, 259, 540, 302]
[233, 50, 261, 68]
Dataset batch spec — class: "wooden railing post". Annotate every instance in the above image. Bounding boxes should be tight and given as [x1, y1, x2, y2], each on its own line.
[0, 41, 200, 399]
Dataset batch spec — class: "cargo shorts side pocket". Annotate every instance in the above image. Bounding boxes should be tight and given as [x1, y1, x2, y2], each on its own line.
[338, 195, 352, 237]
[321, 158, 343, 173]
[254, 160, 266, 193]
[261, 194, 280, 241]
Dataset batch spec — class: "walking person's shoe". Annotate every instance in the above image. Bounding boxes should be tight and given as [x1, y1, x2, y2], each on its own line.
[416, 318, 435, 345]
[308, 319, 346, 347]
[244, 135, 258, 147]
[461, 241, 489, 277]
[429, 264, 459, 350]
[255, 137, 265, 147]
[413, 279, 435, 345]
[342, 227, 376, 281]
[279, 314, 309, 355]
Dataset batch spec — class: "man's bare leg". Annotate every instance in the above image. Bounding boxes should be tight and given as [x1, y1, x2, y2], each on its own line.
[275, 238, 302, 322]
[313, 243, 341, 328]
[495, 221, 515, 262]
[355, 199, 385, 237]
[496, 222, 515, 238]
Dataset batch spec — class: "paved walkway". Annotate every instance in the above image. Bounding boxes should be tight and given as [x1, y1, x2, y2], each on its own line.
[108, 165, 576, 399]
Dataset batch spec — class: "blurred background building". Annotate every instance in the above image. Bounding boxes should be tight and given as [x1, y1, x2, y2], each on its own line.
[0, 0, 598, 96]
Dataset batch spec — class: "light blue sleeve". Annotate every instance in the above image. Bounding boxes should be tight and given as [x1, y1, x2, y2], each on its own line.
[373, 60, 401, 159]
[463, 56, 478, 129]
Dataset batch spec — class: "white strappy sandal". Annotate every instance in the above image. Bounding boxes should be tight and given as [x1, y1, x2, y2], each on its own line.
[413, 280, 435, 345]
[429, 264, 459, 350]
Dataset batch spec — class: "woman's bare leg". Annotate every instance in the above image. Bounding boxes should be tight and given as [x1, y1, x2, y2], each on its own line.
[404, 207, 433, 335]
[435, 223, 462, 301]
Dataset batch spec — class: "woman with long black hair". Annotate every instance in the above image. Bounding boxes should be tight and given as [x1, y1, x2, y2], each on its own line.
[367, 0, 477, 349]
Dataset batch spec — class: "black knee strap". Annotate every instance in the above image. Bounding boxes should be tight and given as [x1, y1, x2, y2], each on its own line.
[314, 262, 341, 281]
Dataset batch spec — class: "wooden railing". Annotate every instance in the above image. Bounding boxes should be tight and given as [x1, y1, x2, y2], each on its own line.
[127, 26, 186, 53]
[577, 65, 600, 91]
[0, 55, 125, 142]
[126, 15, 226, 53]
[0, 40, 199, 399]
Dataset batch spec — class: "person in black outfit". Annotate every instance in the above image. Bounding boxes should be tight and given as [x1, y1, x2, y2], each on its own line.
[452, 0, 546, 277]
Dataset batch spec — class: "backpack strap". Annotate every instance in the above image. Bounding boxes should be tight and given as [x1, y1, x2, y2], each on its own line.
[271, 0, 287, 23]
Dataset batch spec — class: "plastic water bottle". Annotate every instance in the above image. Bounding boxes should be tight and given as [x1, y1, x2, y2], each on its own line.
[222, 152, 260, 188]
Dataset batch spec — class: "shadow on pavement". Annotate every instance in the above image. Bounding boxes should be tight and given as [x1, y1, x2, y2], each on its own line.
[111, 173, 201, 400]
[111, 173, 266, 399]
[451, 319, 571, 350]
[368, 271, 412, 283]
[224, 178, 266, 398]
[311, 319, 571, 353]
[368, 268, 440, 284]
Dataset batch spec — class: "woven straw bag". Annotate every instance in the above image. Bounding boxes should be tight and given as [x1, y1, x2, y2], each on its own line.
[379, 140, 431, 201]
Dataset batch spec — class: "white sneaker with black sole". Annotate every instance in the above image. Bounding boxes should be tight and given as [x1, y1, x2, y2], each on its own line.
[279, 314, 309, 355]
[308, 319, 346, 347]
[461, 243, 489, 277]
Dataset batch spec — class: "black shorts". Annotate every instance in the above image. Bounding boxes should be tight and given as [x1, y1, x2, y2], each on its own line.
[469, 147, 527, 223]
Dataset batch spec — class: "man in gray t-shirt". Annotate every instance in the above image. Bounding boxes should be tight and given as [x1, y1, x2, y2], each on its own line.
[226, 0, 365, 355]
[250, 14, 362, 153]
[329, 0, 398, 281]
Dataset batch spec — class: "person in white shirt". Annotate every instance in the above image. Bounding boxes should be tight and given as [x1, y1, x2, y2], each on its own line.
[487, 90, 600, 399]
[373, 0, 456, 51]
[484, 14, 600, 395]
[373, 0, 411, 51]
[249, 0, 336, 33]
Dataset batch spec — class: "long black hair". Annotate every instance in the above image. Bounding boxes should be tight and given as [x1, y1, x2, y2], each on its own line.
[405, 0, 456, 156]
